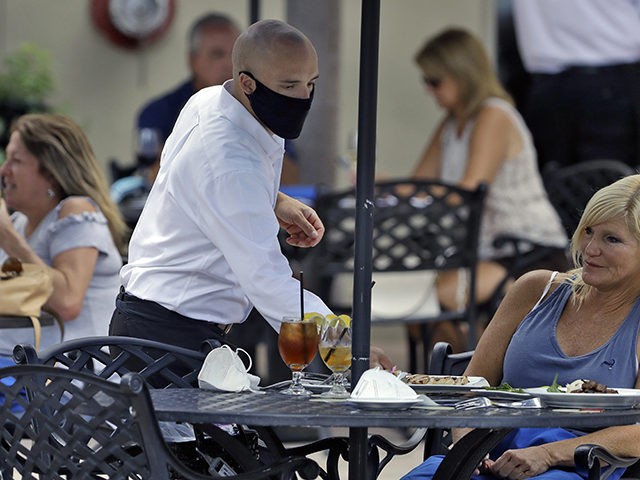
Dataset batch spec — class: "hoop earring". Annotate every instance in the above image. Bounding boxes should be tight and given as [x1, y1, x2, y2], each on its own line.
[47, 188, 55, 199]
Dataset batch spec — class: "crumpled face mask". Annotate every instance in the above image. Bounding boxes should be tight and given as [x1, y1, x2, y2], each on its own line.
[198, 344, 261, 392]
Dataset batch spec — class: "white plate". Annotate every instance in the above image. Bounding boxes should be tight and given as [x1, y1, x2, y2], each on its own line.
[525, 387, 640, 409]
[347, 398, 421, 410]
[407, 376, 489, 393]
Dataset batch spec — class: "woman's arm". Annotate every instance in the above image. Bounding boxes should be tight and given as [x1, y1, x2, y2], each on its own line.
[457, 105, 519, 191]
[465, 269, 555, 385]
[485, 425, 640, 479]
[451, 270, 558, 445]
[0, 197, 99, 321]
[411, 119, 446, 179]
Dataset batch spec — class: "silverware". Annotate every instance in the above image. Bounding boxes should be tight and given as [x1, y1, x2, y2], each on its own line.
[454, 396, 543, 410]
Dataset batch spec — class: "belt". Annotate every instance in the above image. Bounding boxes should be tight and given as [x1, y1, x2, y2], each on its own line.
[118, 289, 233, 336]
[535, 61, 640, 77]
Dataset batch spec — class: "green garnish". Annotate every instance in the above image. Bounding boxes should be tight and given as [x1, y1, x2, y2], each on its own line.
[485, 383, 525, 394]
[547, 373, 562, 392]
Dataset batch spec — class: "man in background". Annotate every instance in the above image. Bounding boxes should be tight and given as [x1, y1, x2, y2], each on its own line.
[137, 12, 240, 156]
[512, 0, 640, 172]
[112, 12, 298, 208]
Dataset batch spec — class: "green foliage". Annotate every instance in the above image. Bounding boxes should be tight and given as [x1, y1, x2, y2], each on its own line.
[0, 43, 55, 107]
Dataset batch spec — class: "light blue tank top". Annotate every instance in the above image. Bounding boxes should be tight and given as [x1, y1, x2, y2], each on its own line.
[502, 281, 640, 388]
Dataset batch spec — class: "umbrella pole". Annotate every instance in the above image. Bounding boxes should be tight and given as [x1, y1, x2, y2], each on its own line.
[350, 0, 380, 479]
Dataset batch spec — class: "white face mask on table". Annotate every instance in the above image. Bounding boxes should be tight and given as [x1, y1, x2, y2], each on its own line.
[198, 344, 261, 393]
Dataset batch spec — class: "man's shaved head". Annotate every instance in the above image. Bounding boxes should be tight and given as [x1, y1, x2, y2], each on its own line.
[232, 19, 313, 78]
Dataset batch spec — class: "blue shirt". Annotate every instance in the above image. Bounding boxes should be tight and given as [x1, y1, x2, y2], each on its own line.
[502, 281, 640, 388]
[137, 79, 195, 143]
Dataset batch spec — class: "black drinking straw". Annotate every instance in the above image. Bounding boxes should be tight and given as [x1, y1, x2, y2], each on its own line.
[299, 270, 304, 321]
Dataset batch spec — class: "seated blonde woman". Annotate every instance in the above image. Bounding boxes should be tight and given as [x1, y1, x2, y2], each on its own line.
[403, 174, 640, 480]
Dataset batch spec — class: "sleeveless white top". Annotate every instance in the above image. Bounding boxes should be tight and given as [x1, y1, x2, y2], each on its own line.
[440, 98, 567, 260]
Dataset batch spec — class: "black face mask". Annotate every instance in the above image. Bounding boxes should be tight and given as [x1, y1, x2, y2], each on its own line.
[240, 71, 314, 139]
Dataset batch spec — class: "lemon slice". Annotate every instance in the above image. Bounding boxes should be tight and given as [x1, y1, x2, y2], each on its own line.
[337, 314, 351, 328]
[303, 312, 326, 331]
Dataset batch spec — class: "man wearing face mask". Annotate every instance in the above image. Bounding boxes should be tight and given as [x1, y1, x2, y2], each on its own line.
[109, 19, 393, 370]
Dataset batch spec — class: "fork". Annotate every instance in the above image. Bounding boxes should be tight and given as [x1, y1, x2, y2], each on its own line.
[454, 396, 543, 410]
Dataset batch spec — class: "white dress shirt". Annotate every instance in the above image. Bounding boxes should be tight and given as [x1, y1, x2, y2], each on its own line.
[513, 0, 640, 73]
[121, 81, 332, 332]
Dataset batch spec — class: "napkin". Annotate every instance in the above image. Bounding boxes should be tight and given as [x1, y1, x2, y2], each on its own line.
[198, 345, 261, 392]
[350, 367, 418, 400]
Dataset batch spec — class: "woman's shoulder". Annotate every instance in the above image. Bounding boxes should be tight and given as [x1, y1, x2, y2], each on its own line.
[48, 196, 108, 235]
[476, 99, 516, 123]
[510, 269, 567, 306]
[57, 196, 97, 218]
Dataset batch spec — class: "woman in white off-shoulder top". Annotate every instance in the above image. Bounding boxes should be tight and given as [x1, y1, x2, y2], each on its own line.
[0, 114, 127, 355]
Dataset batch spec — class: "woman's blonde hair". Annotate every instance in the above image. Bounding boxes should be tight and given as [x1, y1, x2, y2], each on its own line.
[414, 27, 512, 120]
[11, 113, 128, 252]
[567, 174, 640, 305]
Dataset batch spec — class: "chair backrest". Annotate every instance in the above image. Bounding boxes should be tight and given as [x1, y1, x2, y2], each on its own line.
[310, 179, 487, 354]
[11, 337, 321, 479]
[13, 335, 208, 389]
[428, 341, 474, 377]
[543, 159, 636, 237]
[0, 364, 212, 480]
[312, 179, 487, 277]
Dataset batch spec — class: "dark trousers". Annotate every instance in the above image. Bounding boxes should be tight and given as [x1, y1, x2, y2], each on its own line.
[522, 62, 640, 171]
[109, 289, 229, 353]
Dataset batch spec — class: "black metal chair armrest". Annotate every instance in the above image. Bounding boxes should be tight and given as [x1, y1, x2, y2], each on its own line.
[575, 444, 640, 480]
[369, 427, 428, 478]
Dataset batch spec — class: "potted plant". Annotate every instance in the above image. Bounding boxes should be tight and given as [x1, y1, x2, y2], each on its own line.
[0, 42, 55, 153]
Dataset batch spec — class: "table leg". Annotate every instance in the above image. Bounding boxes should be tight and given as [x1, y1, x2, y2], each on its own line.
[432, 428, 511, 480]
[349, 427, 371, 479]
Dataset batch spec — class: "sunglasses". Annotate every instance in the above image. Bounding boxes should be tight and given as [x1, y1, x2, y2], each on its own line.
[422, 76, 442, 88]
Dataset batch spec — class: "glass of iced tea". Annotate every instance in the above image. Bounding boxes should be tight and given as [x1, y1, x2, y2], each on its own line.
[318, 320, 352, 398]
[278, 316, 319, 396]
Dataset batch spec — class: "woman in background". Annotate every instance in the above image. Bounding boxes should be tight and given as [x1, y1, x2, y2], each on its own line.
[411, 28, 568, 351]
[0, 113, 126, 355]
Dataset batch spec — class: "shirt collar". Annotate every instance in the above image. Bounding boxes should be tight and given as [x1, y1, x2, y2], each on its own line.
[221, 80, 284, 159]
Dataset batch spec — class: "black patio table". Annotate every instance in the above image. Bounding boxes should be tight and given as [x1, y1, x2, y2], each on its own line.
[150, 389, 640, 480]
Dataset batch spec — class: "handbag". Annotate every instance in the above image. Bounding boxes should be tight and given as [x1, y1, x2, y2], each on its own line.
[0, 257, 55, 350]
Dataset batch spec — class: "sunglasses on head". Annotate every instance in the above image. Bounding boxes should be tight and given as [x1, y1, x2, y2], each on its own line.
[422, 76, 442, 88]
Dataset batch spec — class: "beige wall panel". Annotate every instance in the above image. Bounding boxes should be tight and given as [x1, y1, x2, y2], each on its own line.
[1, 0, 494, 188]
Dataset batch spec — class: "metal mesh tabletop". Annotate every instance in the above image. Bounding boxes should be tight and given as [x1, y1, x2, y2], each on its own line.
[150, 389, 640, 430]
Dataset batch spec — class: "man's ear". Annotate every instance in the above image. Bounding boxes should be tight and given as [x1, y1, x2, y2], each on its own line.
[238, 72, 256, 95]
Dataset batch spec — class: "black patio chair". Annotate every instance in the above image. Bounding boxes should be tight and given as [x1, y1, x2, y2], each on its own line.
[13, 336, 336, 478]
[425, 342, 640, 480]
[575, 444, 640, 480]
[0, 364, 319, 479]
[543, 159, 636, 238]
[309, 179, 487, 372]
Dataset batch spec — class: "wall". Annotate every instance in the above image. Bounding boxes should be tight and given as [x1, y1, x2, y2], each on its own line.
[0, 0, 495, 187]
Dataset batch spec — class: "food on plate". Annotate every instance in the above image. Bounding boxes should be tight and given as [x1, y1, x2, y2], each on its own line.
[566, 379, 618, 394]
[484, 383, 526, 393]
[402, 374, 469, 385]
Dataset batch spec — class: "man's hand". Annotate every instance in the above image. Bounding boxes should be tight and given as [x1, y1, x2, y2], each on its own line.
[370, 346, 394, 370]
[275, 192, 325, 248]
